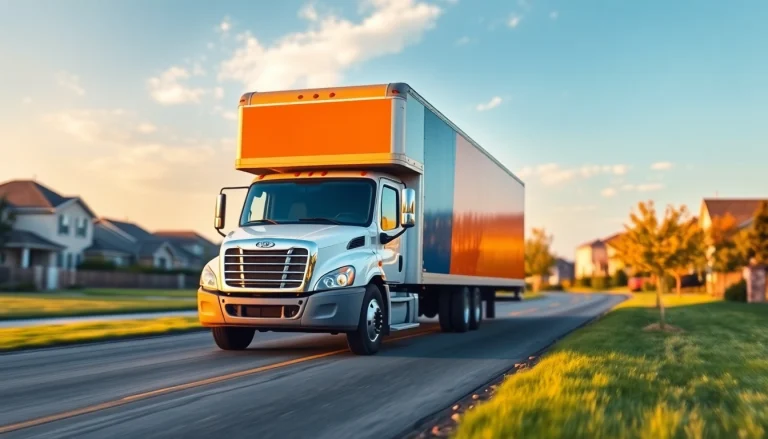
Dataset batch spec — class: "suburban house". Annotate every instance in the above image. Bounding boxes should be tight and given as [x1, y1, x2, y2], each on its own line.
[548, 257, 575, 285]
[85, 218, 180, 270]
[0, 179, 96, 269]
[574, 239, 608, 279]
[153, 230, 219, 270]
[699, 198, 768, 232]
[574, 233, 626, 279]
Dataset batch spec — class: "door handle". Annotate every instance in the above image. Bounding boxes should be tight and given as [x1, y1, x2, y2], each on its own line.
[398, 255, 403, 272]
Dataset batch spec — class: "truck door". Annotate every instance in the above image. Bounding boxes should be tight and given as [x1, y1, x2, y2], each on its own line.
[378, 178, 406, 284]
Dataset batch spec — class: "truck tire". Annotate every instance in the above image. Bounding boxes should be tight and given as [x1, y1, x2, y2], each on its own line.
[450, 287, 471, 333]
[212, 327, 255, 350]
[438, 291, 453, 332]
[346, 284, 385, 355]
[469, 287, 482, 330]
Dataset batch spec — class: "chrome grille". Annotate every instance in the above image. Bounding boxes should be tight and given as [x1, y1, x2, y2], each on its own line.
[223, 247, 309, 289]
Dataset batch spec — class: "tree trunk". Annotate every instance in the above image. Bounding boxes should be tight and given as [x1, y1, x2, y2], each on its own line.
[657, 271, 666, 330]
[674, 273, 682, 296]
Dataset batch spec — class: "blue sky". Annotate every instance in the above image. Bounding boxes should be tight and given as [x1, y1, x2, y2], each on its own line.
[1, 0, 766, 256]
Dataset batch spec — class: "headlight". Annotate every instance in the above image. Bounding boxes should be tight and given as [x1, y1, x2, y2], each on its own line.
[200, 265, 218, 291]
[317, 266, 356, 290]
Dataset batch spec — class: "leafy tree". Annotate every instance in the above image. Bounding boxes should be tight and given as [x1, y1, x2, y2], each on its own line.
[705, 213, 746, 272]
[525, 227, 555, 291]
[611, 201, 696, 329]
[667, 218, 706, 295]
[0, 196, 15, 252]
[742, 200, 768, 265]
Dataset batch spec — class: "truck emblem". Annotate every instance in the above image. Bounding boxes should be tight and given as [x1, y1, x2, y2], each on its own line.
[254, 241, 276, 248]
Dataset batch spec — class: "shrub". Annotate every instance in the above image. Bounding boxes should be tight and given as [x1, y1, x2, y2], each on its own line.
[592, 276, 608, 291]
[613, 270, 629, 287]
[561, 279, 572, 289]
[542, 283, 564, 291]
[724, 279, 747, 302]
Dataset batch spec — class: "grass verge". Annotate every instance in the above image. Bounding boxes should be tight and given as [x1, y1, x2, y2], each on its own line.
[0, 317, 203, 352]
[0, 293, 197, 320]
[455, 293, 768, 439]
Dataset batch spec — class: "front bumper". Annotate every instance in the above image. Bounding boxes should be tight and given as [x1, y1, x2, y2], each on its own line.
[197, 287, 366, 332]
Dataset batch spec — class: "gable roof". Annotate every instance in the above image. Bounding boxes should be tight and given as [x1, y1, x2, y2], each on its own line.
[154, 230, 215, 246]
[89, 218, 181, 259]
[702, 198, 768, 226]
[0, 179, 96, 217]
[576, 239, 604, 249]
[101, 218, 156, 241]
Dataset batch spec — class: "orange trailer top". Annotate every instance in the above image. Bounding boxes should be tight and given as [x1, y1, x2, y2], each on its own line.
[235, 84, 418, 175]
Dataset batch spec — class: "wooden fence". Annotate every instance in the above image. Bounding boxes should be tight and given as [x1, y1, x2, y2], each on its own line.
[0, 266, 197, 291]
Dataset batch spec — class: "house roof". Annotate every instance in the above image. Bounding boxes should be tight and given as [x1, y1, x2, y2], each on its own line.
[603, 233, 623, 246]
[88, 218, 179, 259]
[0, 179, 96, 217]
[154, 230, 212, 243]
[5, 230, 66, 250]
[101, 218, 156, 241]
[703, 198, 768, 226]
[576, 239, 604, 249]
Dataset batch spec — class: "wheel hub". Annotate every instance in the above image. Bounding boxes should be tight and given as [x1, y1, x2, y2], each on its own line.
[366, 299, 383, 342]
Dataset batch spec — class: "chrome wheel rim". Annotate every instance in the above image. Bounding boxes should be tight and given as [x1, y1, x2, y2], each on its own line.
[366, 298, 383, 342]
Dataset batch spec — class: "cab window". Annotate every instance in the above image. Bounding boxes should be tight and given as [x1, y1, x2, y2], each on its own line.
[380, 186, 399, 231]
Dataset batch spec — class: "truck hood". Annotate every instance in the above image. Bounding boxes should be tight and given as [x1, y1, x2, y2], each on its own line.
[224, 224, 371, 250]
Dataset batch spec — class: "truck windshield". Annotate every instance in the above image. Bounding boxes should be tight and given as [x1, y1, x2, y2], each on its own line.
[240, 178, 377, 227]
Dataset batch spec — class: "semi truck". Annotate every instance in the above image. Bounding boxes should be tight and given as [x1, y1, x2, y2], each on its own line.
[198, 83, 525, 355]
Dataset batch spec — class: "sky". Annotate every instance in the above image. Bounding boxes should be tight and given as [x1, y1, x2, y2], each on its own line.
[1, 0, 767, 257]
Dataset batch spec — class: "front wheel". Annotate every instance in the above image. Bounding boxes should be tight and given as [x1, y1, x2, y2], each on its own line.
[469, 287, 482, 330]
[212, 327, 255, 350]
[346, 284, 385, 355]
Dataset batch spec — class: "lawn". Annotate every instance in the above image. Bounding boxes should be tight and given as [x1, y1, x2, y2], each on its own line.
[79, 288, 197, 298]
[455, 293, 768, 439]
[0, 317, 203, 351]
[0, 291, 197, 320]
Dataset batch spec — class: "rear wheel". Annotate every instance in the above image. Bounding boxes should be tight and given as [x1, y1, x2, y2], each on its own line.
[212, 327, 255, 350]
[347, 284, 385, 355]
[469, 287, 482, 330]
[450, 287, 471, 333]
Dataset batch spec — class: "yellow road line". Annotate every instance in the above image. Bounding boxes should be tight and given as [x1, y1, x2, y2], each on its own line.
[0, 328, 438, 434]
[509, 308, 539, 316]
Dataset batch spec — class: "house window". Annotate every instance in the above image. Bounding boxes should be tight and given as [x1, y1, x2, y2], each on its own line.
[380, 185, 399, 232]
[56, 252, 63, 268]
[66, 253, 73, 269]
[75, 218, 88, 237]
[58, 215, 70, 235]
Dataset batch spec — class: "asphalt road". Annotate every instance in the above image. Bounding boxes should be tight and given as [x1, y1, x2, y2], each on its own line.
[0, 292, 625, 439]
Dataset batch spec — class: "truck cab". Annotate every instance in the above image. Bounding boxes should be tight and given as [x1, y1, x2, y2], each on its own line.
[199, 170, 419, 355]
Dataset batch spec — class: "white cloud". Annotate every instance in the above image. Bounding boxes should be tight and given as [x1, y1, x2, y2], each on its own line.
[218, 18, 231, 33]
[136, 123, 157, 134]
[45, 108, 224, 192]
[601, 187, 617, 198]
[476, 96, 502, 111]
[147, 66, 206, 105]
[650, 161, 673, 171]
[212, 105, 237, 121]
[550, 10, 559, 20]
[22, 97, 32, 105]
[555, 205, 597, 213]
[192, 62, 206, 76]
[299, 4, 319, 21]
[636, 183, 664, 192]
[508, 15, 521, 28]
[456, 36, 470, 45]
[55, 71, 85, 96]
[217, 0, 442, 91]
[214, 87, 225, 99]
[517, 163, 630, 186]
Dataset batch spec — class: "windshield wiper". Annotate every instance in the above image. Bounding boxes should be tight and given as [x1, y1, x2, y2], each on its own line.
[298, 217, 341, 225]
[243, 219, 279, 225]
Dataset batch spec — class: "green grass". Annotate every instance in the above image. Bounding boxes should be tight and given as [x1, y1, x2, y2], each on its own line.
[0, 317, 203, 351]
[78, 288, 197, 298]
[455, 293, 768, 439]
[0, 292, 197, 320]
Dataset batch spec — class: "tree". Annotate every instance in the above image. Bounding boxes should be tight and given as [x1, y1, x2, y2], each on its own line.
[743, 200, 768, 265]
[705, 213, 747, 272]
[667, 218, 706, 295]
[525, 228, 555, 291]
[0, 196, 15, 252]
[610, 201, 696, 329]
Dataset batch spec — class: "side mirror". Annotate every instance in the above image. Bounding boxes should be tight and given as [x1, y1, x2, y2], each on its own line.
[401, 188, 416, 228]
[214, 193, 227, 234]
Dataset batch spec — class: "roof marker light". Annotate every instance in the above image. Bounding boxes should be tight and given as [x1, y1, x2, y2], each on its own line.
[294, 172, 301, 177]
[329, 92, 336, 98]
[320, 171, 328, 176]
[313, 93, 319, 99]
[258, 175, 266, 180]
[298, 95, 304, 99]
